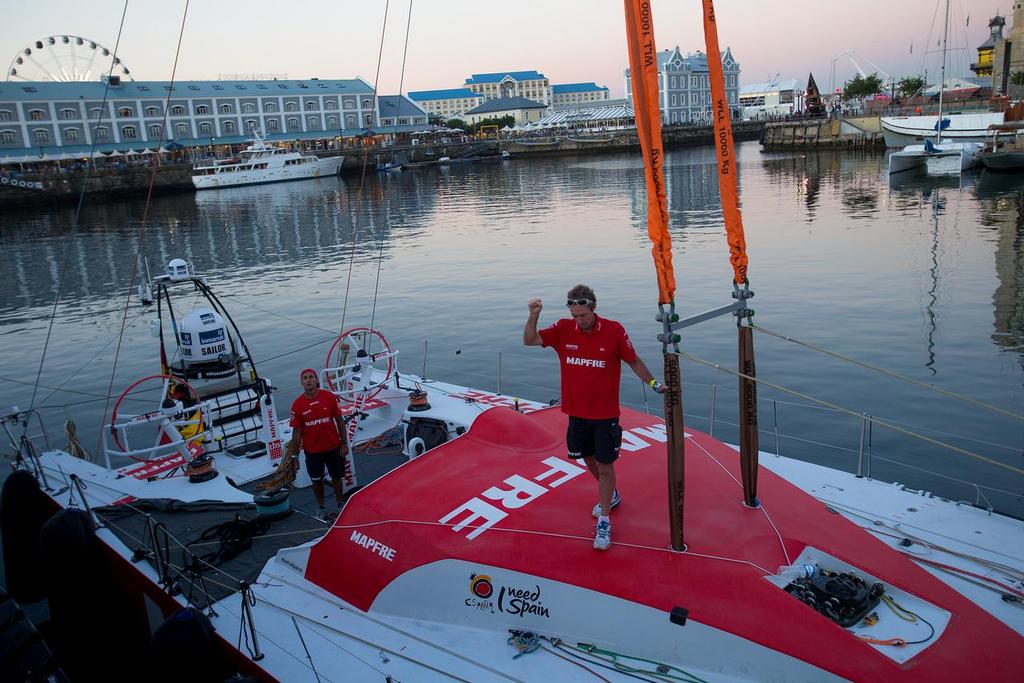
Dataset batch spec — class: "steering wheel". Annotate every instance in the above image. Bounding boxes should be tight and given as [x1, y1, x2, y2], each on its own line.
[323, 327, 395, 403]
[109, 374, 205, 461]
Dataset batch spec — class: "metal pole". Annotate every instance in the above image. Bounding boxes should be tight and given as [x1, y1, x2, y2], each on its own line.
[421, 340, 428, 380]
[738, 325, 759, 507]
[856, 412, 868, 477]
[772, 399, 780, 457]
[865, 414, 873, 479]
[709, 384, 717, 438]
[497, 351, 502, 395]
[665, 353, 686, 551]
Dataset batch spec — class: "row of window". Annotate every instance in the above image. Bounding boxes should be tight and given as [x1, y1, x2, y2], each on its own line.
[0, 98, 375, 122]
[1, 112, 376, 146]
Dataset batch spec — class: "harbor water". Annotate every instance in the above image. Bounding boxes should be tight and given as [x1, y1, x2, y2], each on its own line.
[1, 141, 1022, 516]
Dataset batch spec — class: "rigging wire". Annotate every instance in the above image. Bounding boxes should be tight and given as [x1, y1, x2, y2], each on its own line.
[751, 323, 1023, 421]
[96, 0, 191, 458]
[27, 0, 130, 413]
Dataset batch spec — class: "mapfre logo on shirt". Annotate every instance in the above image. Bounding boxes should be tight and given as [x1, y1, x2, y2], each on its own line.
[566, 356, 606, 368]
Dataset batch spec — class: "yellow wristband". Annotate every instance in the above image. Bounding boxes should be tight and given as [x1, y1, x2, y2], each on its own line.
[648, 379, 657, 388]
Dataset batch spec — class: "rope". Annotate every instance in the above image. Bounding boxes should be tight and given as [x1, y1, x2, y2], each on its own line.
[752, 324, 1023, 421]
[27, 0, 130, 413]
[507, 631, 540, 659]
[673, 349, 1024, 476]
[96, 0, 192, 458]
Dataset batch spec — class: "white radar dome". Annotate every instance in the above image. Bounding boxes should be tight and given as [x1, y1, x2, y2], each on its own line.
[167, 259, 190, 281]
[178, 308, 231, 365]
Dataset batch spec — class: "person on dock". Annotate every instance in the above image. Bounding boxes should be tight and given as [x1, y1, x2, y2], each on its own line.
[288, 368, 348, 520]
[523, 285, 664, 551]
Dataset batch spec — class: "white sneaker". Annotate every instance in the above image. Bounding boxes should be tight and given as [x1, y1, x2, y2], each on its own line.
[594, 519, 611, 551]
[592, 489, 621, 518]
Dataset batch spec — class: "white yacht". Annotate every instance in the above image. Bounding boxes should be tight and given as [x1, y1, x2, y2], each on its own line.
[191, 131, 344, 190]
[888, 138, 984, 176]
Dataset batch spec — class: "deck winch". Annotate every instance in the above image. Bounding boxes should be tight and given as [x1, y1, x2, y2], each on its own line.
[785, 568, 885, 627]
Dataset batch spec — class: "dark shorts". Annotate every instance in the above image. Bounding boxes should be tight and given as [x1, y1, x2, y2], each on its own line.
[305, 446, 344, 482]
[566, 417, 622, 464]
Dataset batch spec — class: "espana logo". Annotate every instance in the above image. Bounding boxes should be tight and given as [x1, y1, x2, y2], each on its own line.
[469, 573, 493, 599]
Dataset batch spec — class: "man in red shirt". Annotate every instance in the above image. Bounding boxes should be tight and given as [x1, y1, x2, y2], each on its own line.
[524, 284, 664, 551]
[288, 368, 348, 520]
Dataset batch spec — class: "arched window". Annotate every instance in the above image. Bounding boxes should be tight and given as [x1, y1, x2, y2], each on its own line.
[195, 104, 210, 115]
[60, 108, 78, 120]
[174, 122, 190, 137]
[32, 128, 51, 143]
[264, 102, 277, 112]
[29, 109, 45, 120]
[219, 104, 233, 114]
[145, 106, 160, 117]
[286, 117, 299, 128]
[324, 100, 337, 110]
[285, 102, 298, 111]
[326, 115, 338, 128]
[306, 116, 320, 130]
[64, 127, 80, 142]
[222, 120, 236, 134]
[266, 119, 280, 132]
[121, 125, 138, 139]
[118, 107, 134, 118]
[344, 114, 357, 128]
[244, 119, 258, 131]
[148, 124, 163, 138]
[305, 100, 317, 110]
[242, 103, 256, 113]
[93, 126, 109, 141]
[0, 110, 13, 121]
[198, 122, 212, 135]
[170, 105, 186, 116]
[0, 130, 15, 144]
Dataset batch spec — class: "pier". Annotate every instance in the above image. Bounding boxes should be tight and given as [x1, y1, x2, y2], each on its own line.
[760, 116, 885, 150]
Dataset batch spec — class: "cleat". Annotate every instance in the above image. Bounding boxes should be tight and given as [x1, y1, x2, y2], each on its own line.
[594, 519, 612, 551]
[592, 489, 621, 518]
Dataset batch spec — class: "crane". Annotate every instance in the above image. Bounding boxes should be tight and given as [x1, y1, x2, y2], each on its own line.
[830, 49, 892, 95]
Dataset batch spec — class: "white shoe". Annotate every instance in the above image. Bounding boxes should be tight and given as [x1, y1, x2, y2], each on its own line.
[594, 519, 611, 551]
[592, 489, 621, 518]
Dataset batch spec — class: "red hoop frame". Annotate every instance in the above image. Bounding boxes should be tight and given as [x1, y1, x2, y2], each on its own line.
[109, 374, 205, 462]
[323, 327, 394, 403]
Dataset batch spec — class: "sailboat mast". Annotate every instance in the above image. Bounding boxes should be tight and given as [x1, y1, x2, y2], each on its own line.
[937, 0, 950, 141]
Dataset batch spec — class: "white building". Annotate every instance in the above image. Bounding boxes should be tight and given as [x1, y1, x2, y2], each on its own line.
[624, 46, 741, 125]
[464, 71, 551, 106]
[462, 96, 547, 126]
[738, 79, 800, 120]
[406, 88, 483, 121]
[551, 82, 610, 107]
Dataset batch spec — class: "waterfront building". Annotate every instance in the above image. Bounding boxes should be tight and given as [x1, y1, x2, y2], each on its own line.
[407, 88, 483, 121]
[0, 77, 406, 160]
[464, 71, 551, 106]
[972, 15, 1004, 78]
[551, 83, 610, 107]
[624, 46, 740, 125]
[738, 79, 800, 120]
[462, 96, 547, 126]
[376, 95, 429, 130]
[517, 102, 635, 132]
[991, 2, 1024, 94]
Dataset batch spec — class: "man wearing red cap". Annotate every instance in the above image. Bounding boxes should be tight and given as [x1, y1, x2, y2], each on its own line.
[288, 368, 347, 519]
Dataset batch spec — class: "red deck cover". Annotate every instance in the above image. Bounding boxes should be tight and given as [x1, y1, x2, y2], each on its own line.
[305, 405, 1022, 679]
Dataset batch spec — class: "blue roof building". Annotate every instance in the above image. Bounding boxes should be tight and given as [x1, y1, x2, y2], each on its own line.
[463, 70, 551, 106]
[551, 82, 611, 107]
[407, 88, 483, 120]
[462, 96, 547, 126]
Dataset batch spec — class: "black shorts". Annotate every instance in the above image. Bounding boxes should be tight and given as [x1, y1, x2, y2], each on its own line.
[566, 416, 622, 464]
[305, 446, 344, 482]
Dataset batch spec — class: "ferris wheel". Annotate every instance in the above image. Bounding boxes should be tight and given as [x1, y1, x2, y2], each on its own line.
[6, 35, 132, 83]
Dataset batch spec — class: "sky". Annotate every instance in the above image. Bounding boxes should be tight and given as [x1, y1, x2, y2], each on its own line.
[1, 0, 1007, 97]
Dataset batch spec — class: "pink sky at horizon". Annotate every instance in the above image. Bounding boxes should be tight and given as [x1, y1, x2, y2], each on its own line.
[2, 1, 1006, 98]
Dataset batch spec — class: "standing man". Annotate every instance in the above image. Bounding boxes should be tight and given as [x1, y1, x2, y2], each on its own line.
[288, 368, 348, 520]
[524, 285, 664, 551]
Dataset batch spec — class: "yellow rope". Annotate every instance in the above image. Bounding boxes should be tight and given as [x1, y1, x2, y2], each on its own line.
[673, 349, 1024, 476]
[752, 324, 1024, 421]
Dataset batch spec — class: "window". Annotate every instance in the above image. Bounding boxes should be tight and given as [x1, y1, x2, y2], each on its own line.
[298, 83, 308, 89]
[256, 85, 268, 90]
[145, 106, 160, 117]
[242, 103, 256, 113]
[285, 102, 297, 111]
[195, 104, 210, 115]
[93, 126, 109, 141]
[175, 122, 190, 137]
[188, 85, 200, 91]
[267, 119, 279, 131]
[364, 113, 372, 126]
[326, 115, 338, 128]
[219, 104, 233, 114]
[222, 120, 235, 134]
[121, 125, 137, 139]
[361, 98, 372, 108]
[33, 129, 50, 143]
[64, 128, 80, 142]
[171, 105, 185, 116]
[118, 107, 135, 118]
[306, 116, 320, 129]
[29, 109, 45, 120]
[60, 108, 78, 120]
[0, 111, 12, 121]
[22, 86, 37, 93]
[213, 85, 224, 91]
[198, 122, 212, 135]
[244, 119, 258, 131]
[264, 102, 277, 112]
[277, 84, 288, 89]
[305, 100, 317, 110]
[0, 130, 15, 144]
[148, 124, 163, 138]
[286, 117, 299, 128]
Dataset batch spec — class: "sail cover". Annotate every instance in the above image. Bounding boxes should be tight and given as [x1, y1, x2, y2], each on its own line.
[624, 0, 675, 304]
[701, 0, 750, 285]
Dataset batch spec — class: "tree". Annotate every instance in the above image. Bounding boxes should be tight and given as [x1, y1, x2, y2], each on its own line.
[842, 73, 884, 101]
[445, 118, 468, 131]
[467, 115, 515, 135]
[896, 75, 926, 99]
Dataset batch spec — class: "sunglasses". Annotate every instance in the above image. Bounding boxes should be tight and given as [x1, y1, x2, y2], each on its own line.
[566, 298, 594, 307]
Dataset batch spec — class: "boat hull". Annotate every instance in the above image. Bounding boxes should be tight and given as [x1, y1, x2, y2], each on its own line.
[980, 150, 1024, 172]
[881, 113, 1004, 147]
[192, 156, 343, 190]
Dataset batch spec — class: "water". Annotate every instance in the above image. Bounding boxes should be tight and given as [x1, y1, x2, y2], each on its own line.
[1, 141, 1022, 516]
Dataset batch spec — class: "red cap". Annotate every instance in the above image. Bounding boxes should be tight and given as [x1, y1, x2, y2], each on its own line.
[300, 368, 318, 382]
